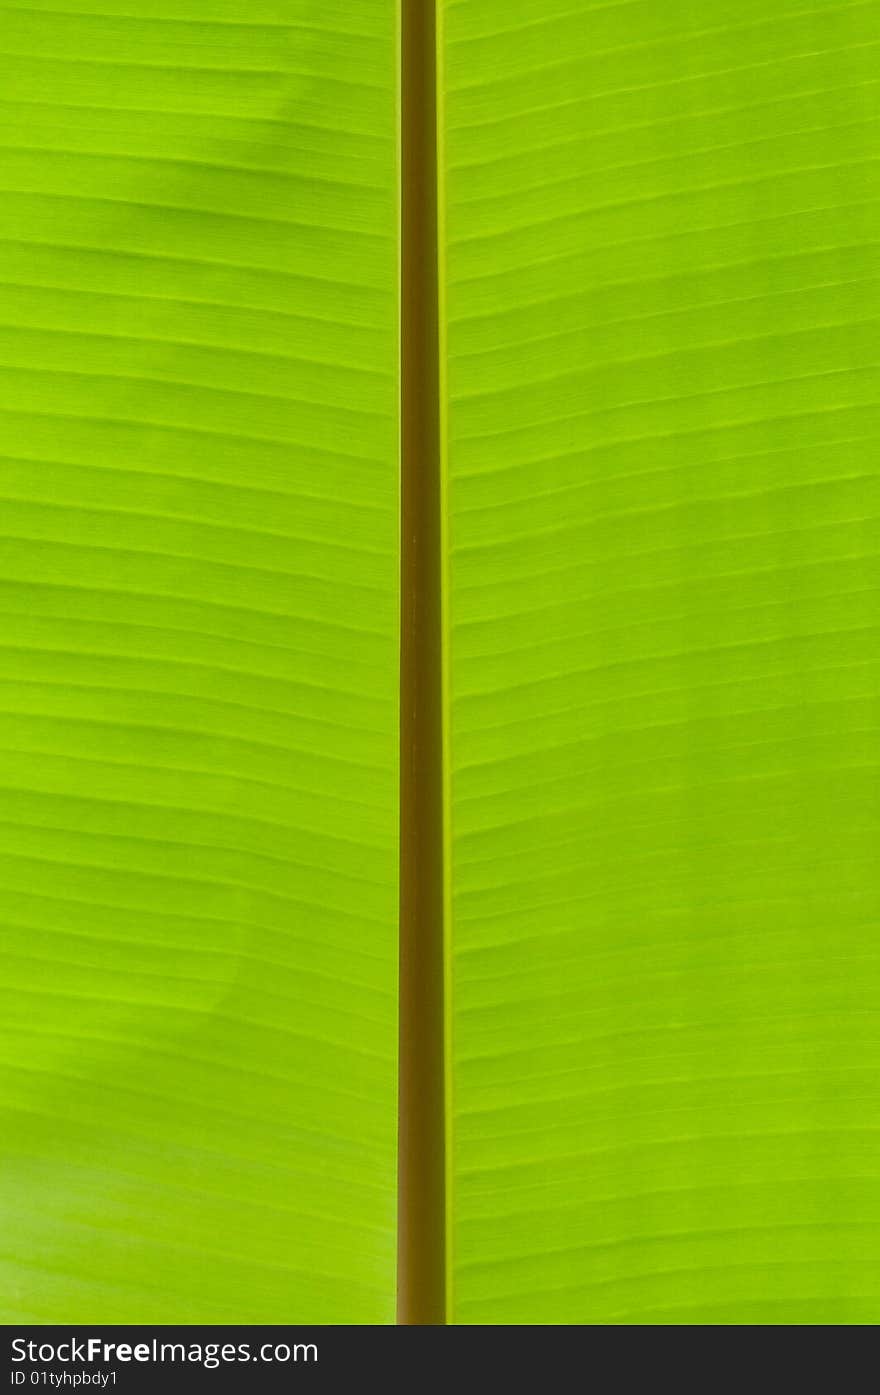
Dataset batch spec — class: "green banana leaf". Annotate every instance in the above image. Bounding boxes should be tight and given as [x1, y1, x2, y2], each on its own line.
[442, 0, 880, 1324]
[0, 0, 400, 1323]
[1, 0, 879, 1328]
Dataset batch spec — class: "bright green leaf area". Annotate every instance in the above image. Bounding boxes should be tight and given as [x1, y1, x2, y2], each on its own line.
[0, 1, 399, 1322]
[2, 0, 879, 1330]
[442, 0, 880, 1323]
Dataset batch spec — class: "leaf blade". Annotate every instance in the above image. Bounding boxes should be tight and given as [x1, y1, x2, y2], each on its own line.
[0, 0, 400, 1323]
[442, 0, 880, 1324]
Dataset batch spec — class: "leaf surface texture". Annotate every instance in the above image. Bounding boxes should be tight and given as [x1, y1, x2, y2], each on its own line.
[0, 0, 400, 1323]
[441, 0, 880, 1324]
